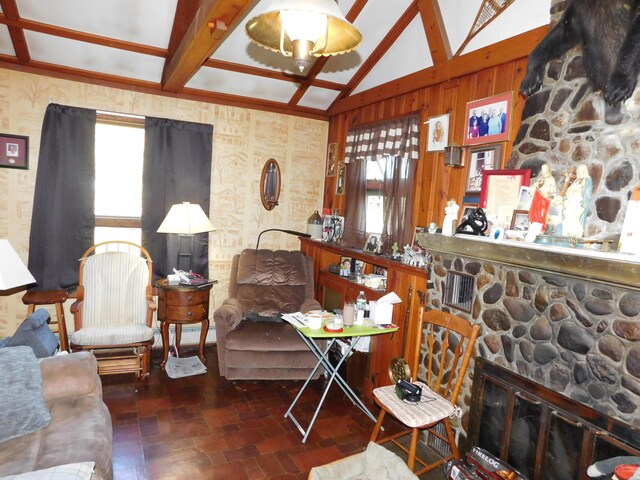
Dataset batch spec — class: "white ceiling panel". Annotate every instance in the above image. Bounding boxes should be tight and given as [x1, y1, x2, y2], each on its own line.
[0, 25, 15, 56]
[316, 0, 414, 84]
[18, 0, 177, 48]
[297, 87, 341, 110]
[186, 67, 300, 104]
[438, 0, 481, 56]
[25, 31, 165, 83]
[461, 0, 551, 55]
[352, 16, 432, 95]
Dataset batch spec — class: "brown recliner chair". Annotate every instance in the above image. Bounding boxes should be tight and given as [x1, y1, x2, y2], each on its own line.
[214, 249, 322, 380]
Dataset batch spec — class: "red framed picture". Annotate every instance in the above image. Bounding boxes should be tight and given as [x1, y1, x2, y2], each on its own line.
[479, 169, 531, 216]
[464, 92, 513, 146]
[0, 133, 28, 170]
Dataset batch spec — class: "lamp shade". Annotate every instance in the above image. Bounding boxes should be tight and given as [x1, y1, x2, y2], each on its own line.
[157, 202, 215, 235]
[245, 0, 362, 71]
[0, 239, 36, 290]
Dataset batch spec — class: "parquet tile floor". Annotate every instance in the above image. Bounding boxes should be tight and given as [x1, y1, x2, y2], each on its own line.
[102, 346, 446, 480]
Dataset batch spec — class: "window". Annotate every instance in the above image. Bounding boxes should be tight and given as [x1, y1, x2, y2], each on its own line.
[94, 113, 144, 244]
[365, 158, 385, 234]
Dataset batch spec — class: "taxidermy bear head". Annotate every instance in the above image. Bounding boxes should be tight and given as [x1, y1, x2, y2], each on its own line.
[520, 0, 640, 123]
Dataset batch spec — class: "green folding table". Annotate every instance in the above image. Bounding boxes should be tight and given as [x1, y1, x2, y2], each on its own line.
[284, 320, 399, 443]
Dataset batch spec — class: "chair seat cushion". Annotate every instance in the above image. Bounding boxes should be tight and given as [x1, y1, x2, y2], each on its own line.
[226, 322, 309, 352]
[373, 382, 461, 428]
[71, 324, 153, 346]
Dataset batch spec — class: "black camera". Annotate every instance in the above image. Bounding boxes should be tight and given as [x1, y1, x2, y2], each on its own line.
[395, 379, 422, 402]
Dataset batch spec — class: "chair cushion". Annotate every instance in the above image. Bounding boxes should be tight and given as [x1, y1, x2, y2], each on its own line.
[82, 251, 149, 327]
[373, 382, 461, 428]
[0, 462, 94, 480]
[236, 250, 307, 286]
[226, 322, 309, 352]
[71, 324, 153, 346]
[4, 310, 58, 358]
[0, 347, 51, 443]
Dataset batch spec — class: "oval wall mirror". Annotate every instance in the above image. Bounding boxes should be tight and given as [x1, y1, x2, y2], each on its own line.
[260, 158, 281, 211]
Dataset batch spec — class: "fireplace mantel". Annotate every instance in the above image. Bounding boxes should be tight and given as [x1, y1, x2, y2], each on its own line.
[417, 233, 640, 291]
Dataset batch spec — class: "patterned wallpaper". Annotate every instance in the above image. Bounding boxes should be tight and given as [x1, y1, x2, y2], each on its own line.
[0, 69, 328, 336]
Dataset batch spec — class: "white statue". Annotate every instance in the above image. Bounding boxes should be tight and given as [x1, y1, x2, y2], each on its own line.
[442, 199, 459, 236]
[562, 164, 592, 238]
[533, 163, 557, 199]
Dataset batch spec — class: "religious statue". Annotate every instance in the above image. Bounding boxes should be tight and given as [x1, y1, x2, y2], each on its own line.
[561, 164, 592, 238]
[528, 163, 557, 231]
[442, 199, 459, 236]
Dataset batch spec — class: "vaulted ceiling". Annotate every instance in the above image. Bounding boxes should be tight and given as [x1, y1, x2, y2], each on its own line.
[0, 0, 551, 119]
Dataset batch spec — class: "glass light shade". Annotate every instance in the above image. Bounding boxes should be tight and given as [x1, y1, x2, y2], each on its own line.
[0, 239, 36, 291]
[157, 202, 215, 235]
[245, 0, 362, 71]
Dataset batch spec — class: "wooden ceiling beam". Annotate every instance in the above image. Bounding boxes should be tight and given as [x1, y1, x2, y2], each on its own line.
[337, 2, 419, 102]
[204, 58, 344, 91]
[167, 0, 200, 58]
[0, 0, 30, 62]
[161, 0, 257, 92]
[328, 25, 547, 116]
[0, 55, 327, 121]
[417, 0, 450, 65]
[0, 15, 167, 58]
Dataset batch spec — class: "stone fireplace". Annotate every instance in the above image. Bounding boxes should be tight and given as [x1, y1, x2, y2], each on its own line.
[415, 0, 640, 451]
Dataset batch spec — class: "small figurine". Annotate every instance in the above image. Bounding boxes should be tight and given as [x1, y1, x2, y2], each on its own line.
[561, 164, 592, 238]
[391, 242, 399, 258]
[528, 163, 557, 231]
[442, 199, 459, 236]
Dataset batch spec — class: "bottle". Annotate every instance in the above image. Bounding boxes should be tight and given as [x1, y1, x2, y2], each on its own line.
[355, 291, 367, 326]
[306, 210, 323, 239]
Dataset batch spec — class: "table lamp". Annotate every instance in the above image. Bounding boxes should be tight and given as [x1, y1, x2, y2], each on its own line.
[0, 239, 36, 293]
[157, 202, 215, 273]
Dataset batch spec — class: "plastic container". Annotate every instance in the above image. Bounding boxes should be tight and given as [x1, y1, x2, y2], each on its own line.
[355, 291, 366, 326]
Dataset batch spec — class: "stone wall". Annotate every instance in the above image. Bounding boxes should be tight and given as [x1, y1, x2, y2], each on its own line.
[421, 251, 640, 447]
[506, 0, 640, 241]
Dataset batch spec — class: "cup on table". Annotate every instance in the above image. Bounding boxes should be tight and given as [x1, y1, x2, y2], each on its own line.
[307, 313, 322, 330]
[343, 302, 355, 327]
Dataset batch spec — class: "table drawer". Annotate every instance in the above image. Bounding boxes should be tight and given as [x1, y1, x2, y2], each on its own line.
[163, 289, 209, 306]
[164, 304, 208, 321]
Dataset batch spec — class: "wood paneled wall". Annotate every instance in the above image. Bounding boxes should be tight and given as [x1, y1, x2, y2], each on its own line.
[325, 56, 532, 230]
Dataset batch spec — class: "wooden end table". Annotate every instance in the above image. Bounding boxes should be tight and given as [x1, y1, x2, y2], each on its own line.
[156, 278, 217, 368]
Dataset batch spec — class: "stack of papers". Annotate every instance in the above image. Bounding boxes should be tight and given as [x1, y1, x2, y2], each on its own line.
[282, 312, 308, 328]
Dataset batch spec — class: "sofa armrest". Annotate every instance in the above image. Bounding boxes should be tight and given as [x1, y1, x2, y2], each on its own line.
[300, 298, 322, 314]
[213, 298, 243, 331]
[40, 351, 102, 401]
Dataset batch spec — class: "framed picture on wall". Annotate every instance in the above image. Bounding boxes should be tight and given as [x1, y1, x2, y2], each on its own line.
[326, 142, 337, 177]
[426, 113, 450, 152]
[465, 143, 503, 194]
[480, 169, 531, 217]
[0, 133, 28, 170]
[464, 92, 513, 146]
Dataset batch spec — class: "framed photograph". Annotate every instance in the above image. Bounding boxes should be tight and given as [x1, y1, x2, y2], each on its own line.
[326, 142, 337, 177]
[426, 113, 450, 152]
[335, 162, 346, 195]
[510, 210, 531, 231]
[412, 226, 426, 246]
[465, 143, 503, 194]
[0, 133, 28, 170]
[339, 256, 353, 276]
[516, 186, 533, 210]
[464, 92, 513, 146]
[364, 233, 382, 254]
[480, 169, 531, 216]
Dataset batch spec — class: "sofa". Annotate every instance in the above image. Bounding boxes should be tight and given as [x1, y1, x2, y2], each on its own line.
[214, 249, 323, 380]
[0, 348, 113, 480]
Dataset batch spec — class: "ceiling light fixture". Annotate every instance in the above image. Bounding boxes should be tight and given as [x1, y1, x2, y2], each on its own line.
[245, 0, 362, 72]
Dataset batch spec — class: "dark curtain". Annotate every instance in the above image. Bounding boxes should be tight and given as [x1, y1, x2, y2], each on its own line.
[342, 113, 421, 249]
[381, 153, 418, 247]
[342, 159, 367, 248]
[28, 104, 96, 291]
[142, 117, 213, 281]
